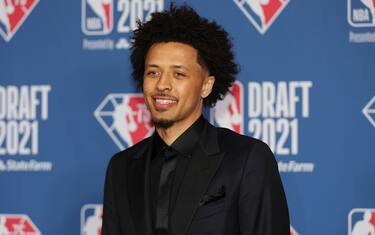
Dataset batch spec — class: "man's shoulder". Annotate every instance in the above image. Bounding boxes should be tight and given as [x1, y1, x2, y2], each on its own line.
[214, 126, 273, 158]
[215, 126, 264, 148]
[214, 126, 277, 171]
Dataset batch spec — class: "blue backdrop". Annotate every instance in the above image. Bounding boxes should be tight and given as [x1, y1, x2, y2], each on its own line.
[1, 0, 374, 234]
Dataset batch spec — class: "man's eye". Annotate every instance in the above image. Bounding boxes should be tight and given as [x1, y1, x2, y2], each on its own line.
[146, 71, 159, 77]
[175, 72, 186, 77]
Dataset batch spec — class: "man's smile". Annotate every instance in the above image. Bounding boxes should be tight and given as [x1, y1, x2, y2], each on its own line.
[152, 95, 178, 110]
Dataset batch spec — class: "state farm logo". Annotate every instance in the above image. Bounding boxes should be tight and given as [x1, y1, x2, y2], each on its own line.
[82, 0, 113, 35]
[210, 81, 244, 134]
[0, 214, 41, 235]
[0, 0, 39, 42]
[348, 0, 375, 27]
[94, 93, 154, 150]
[81, 204, 102, 235]
[233, 0, 289, 34]
[348, 208, 375, 235]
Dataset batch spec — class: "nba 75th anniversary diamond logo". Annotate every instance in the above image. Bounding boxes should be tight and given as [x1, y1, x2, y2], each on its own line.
[94, 93, 154, 150]
[362, 96, 375, 127]
[0, 214, 41, 235]
[233, 0, 289, 34]
[0, 0, 39, 42]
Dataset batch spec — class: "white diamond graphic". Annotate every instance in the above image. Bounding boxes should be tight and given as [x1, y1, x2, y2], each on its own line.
[362, 96, 375, 128]
[94, 93, 153, 150]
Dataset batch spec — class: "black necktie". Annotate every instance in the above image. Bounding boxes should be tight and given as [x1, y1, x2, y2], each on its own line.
[155, 147, 178, 235]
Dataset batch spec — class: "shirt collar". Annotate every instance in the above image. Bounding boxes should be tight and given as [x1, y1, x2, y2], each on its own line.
[152, 116, 205, 158]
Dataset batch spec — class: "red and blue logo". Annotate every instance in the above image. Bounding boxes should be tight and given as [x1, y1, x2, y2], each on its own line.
[82, 0, 113, 35]
[233, 0, 289, 34]
[210, 81, 244, 134]
[0, 0, 39, 42]
[0, 214, 41, 235]
[94, 93, 154, 150]
[348, 0, 375, 27]
[81, 204, 103, 235]
[348, 208, 375, 235]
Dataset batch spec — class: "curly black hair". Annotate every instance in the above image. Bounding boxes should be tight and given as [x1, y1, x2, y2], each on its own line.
[130, 3, 239, 107]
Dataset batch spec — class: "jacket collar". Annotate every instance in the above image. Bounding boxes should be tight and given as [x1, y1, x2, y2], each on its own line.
[126, 138, 153, 235]
[151, 115, 207, 159]
[171, 116, 206, 156]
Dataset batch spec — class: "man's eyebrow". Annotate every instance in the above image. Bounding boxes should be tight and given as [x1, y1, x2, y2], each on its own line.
[145, 64, 190, 71]
[171, 65, 190, 70]
[145, 64, 160, 68]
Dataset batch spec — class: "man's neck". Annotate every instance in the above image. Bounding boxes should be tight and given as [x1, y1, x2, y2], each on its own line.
[156, 115, 201, 145]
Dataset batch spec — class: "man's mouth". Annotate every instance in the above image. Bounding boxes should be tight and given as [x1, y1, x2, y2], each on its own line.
[152, 95, 177, 110]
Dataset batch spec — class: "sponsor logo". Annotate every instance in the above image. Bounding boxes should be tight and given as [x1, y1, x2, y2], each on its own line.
[362, 96, 375, 127]
[0, 85, 53, 172]
[290, 225, 299, 235]
[94, 93, 154, 150]
[82, 0, 114, 35]
[0, 0, 39, 42]
[210, 81, 244, 134]
[348, 208, 375, 235]
[0, 214, 41, 234]
[233, 0, 289, 34]
[81, 204, 102, 235]
[81, 0, 164, 50]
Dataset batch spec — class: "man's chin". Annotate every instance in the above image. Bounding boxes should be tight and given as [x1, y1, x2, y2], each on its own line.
[153, 118, 174, 129]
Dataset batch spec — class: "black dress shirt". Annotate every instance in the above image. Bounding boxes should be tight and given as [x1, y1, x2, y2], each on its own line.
[150, 116, 205, 234]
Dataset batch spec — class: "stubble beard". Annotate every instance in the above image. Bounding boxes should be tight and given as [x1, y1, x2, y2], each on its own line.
[152, 118, 174, 129]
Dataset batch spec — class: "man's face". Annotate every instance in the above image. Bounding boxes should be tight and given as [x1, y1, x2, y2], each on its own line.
[143, 42, 214, 129]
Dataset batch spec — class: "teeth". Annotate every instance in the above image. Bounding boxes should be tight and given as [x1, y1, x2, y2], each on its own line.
[155, 99, 176, 104]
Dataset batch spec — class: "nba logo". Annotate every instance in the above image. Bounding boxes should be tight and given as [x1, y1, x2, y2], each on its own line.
[0, 0, 40, 42]
[81, 204, 103, 235]
[0, 214, 41, 235]
[348, 0, 375, 27]
[82, 0, 113, 35]
[210, 81, 244, 134]
[233, 0, 289, 34]
[95, 93, 154, 150]
[348, 208, 375, 235]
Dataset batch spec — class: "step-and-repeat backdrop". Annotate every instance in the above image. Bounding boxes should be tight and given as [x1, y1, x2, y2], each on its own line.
[1, 0, 374, 234]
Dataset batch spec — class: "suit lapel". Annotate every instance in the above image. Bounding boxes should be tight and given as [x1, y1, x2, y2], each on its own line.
[171, 122, 225, 235]
[127, 141, 153, 235]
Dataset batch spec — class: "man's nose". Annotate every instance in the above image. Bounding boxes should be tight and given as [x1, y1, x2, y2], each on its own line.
[156, 73, 172, 91]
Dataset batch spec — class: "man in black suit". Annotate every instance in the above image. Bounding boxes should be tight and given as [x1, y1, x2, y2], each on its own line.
[102, 4, 289, 235]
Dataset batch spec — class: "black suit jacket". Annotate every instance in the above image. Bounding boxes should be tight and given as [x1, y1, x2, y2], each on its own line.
[102, 119, 290, 235]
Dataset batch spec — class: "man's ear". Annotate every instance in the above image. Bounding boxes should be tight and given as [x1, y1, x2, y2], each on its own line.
[201, 75, 215, 98]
